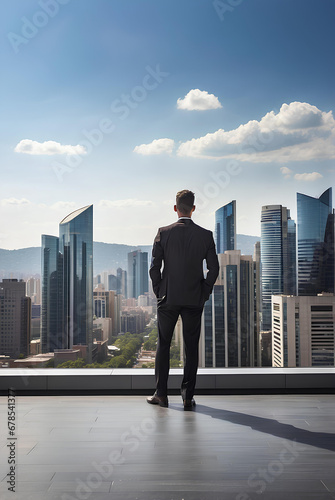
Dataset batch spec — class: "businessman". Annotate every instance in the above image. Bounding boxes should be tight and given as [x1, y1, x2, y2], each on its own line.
[147, 190, 219, 410]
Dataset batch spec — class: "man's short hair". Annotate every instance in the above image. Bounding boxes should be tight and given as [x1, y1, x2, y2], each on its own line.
[176, 190, 195, 215]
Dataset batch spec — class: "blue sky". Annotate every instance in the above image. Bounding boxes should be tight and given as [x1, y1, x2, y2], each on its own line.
[0, 0, 334, 250]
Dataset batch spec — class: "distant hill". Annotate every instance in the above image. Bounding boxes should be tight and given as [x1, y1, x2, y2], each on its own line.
[0, 247, 41, 278]
[0, 242, 152, 278]
[0, 235, 260, 278]
[93, 242, 152, 274]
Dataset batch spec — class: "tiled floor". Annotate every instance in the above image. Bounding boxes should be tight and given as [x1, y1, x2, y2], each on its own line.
[1, 394, 335, 499]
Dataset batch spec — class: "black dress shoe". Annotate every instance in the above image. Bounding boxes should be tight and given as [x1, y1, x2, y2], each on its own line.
[183, 398, 196, 410]
[146, 393, 168, 407]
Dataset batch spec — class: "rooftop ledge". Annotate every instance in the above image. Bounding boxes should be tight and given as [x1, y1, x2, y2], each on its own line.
[1, 367, 335, 395]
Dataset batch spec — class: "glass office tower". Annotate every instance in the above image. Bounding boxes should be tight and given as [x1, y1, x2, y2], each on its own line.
[59, 205, 93, 349]
[297, 188, 333, 295]
[41, 205, 93, 358]
[202, 251, 254, 367]
[0, 279, 31, 358]
[215, 200, 236, 253]
[261, 205, 296, 331]
[127, 250, 148, 299]
[203, 285, 225, 367]
[41, 235, 63, 352]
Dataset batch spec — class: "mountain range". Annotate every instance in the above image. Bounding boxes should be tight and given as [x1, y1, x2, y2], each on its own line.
[0, 234, 260, 278]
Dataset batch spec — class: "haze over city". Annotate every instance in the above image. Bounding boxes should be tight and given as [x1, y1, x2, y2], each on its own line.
[1, 0, 334, 250]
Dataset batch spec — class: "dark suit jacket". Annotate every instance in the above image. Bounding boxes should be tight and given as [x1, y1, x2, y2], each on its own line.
[149, 218, 219, 306]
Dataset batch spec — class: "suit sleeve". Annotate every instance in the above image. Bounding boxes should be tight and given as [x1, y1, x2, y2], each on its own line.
[149, 229, 163, 297]
[203, 233, 219, 301]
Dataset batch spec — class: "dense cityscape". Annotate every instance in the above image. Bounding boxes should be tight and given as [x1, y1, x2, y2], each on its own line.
[0, 186, 333, 370]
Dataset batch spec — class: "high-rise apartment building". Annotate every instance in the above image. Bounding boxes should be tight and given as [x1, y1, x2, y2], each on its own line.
[261, 205, 296, 330]
[215, 200, 236, 253]
[200, 250, 255, 367]
[41, 205, 93, 359]
[297, 188, 334, 296]
[272, 294, 335, 367]
[93, 286, 118, 336]
[0, 279, 31, 358]
[127, 250, 148, 299]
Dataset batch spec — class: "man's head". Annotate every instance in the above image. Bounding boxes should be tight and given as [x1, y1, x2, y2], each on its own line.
[174, 190, 195, 217]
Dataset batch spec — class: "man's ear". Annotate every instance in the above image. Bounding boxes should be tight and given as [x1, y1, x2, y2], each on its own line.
[192, 205, 196, 213]
[174, 205, 177, 212]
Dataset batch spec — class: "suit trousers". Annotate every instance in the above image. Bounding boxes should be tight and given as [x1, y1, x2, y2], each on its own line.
[155, 299, 203, 399]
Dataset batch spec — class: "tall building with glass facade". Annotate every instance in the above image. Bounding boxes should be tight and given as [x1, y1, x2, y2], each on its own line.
[253, 241, 262, 366]
[127, 250, 148, 299]
[0, 279, 31, 358]
[116, 267, 127, 297]
[297, 188, 334, 296]
[41, 205, 93, 359]
[200, 250, 255, 367]
[59, 205, 93, 350]
[261, 205, 296, 331]
[215, 200, 236, 253]
[41, 235, 63, 352]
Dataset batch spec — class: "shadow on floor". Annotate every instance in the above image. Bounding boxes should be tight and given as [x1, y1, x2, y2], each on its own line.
[169, 402, 335, 453]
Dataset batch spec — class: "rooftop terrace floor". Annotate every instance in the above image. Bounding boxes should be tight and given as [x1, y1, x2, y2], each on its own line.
[1, 394, 335, 500]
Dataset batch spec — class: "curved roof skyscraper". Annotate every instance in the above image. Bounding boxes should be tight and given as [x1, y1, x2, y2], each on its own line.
[41, 205, 93, 360]
[297, 188, 333, 296]
[59, 205, 93, 351]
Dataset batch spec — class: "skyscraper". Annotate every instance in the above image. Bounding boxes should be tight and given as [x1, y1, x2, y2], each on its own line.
[297, 188, 333, 296]
[201, 250, 255, 367]
[116, 267, 127, 297]
[41, 205, 93, 359]
[253, 241, 262, 366]
[93, 286, 118, 337]
[59, 205, 93, 351]
[41, 235, 62, 352]
[0, 279, 31, 358]
[215, 200, 236, 253]
[261, 205, 296, 330]
[127, 250, 148, 299]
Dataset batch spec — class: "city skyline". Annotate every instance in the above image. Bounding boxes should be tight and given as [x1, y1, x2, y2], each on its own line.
[1, 0, 334, 250]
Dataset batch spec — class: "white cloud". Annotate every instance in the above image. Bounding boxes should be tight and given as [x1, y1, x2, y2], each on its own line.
[133, 138, 174, 156]
[280, 166, 293, 179]
[294, 172, 323, 181]
[99, 199, 154, 208]
[14, 139, 87, 156]
[177, 89, 222, 111]
[1, 198, 31, 206]
[176, 102, 335, 162]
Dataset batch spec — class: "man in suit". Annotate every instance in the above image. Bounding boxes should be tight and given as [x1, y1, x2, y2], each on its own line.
[147, 190, 219, 410]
